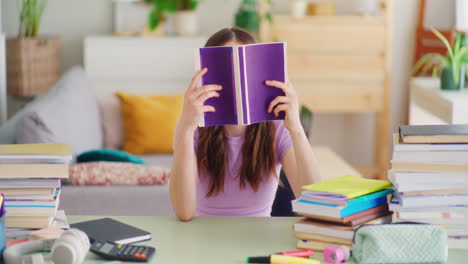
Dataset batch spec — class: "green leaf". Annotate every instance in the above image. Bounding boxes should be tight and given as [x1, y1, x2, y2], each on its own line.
[148, 9, 159, 30]
[188, 0, 198, 10]
[431, 27, 453, 59]
[265, 12, 273, 23]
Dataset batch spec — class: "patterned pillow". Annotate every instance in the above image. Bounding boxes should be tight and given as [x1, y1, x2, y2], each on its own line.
[69, 162, 170, 185]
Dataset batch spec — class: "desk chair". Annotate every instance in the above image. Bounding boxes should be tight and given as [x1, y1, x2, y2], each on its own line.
[271, 107, 313, 216]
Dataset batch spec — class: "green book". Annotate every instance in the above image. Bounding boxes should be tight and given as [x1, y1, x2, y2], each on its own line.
[302, 175, 392, 199]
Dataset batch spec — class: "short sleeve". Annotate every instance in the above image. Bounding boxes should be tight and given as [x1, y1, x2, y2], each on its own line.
[275, 121, 293, 162]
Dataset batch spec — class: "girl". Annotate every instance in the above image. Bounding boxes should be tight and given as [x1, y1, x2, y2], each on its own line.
[170, 27, 320, 221]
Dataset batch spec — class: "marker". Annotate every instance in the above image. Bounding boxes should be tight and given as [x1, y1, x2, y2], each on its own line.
[276, 249, 314, 258]
[246, 254, 320, 264]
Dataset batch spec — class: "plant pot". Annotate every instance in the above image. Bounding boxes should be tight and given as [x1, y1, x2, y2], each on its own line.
[440, 66, 465, 91]
[141, 23, 165, 37]
[6, 36, 60, 98]
[289, 0, 308, 18]
[173, 11, 199, 37]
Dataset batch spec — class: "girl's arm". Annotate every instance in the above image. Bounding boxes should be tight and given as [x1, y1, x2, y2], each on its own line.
[170, 68, 222, 221]
[266, 81, 321, 197]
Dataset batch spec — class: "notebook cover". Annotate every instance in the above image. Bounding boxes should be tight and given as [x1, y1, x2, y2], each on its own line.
[400, 124, 468, 143]
[242, 43, 286, 124]
[295, 196, 388, 218]
[70, 217, 151, 244]
[400, 124, 468, 137]
[294, 232, 352, 245]
[302, 175, 392, 199]
[297, 203, 390, 226]
[199, 46, 238, 126]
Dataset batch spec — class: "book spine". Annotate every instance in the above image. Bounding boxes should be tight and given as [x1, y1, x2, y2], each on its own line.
[242, 46, 251, 125]
[233, 46, 244, 125]
[194, 48, 205, 127]
[283, 42, 288, 82]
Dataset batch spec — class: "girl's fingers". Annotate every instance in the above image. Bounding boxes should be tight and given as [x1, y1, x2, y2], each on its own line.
[189, 68, 208, 90]
[268, 96, 289, 113]
[273, 104, 289, 117]
[190, 84, 222, 100]
[195, 91, 220, 104]
[201, 105, 215, 112]
[265, 80, 289, 93]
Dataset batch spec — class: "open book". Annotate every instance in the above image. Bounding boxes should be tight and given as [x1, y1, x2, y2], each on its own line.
[196, 42, 287, 127]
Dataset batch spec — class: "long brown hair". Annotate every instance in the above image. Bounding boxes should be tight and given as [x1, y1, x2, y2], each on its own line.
[197, 27, 278, 197]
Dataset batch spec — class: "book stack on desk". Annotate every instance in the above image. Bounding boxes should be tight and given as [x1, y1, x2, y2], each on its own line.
[291, 175, 393, 251]
[390, 124, 468, 249]
[0, 143, 71, 231]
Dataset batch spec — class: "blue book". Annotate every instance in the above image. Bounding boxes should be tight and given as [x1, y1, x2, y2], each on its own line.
[300, 189, 393, 206]
[292, 195, 389, 218]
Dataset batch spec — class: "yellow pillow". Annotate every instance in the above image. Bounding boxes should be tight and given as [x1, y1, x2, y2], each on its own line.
[116, 92, 183, 154]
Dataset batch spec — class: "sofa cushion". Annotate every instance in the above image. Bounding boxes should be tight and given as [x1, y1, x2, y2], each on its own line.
[97, 94, 124, 150]
[69, 162, 170, 185]
[77, 149, 148, 165]
[15, 67, 103, 156]
[116, 92, 183, 154]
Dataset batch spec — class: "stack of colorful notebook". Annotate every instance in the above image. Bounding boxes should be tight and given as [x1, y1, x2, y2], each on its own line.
[390, 124, 468, 249]
[292, 175, 393, 251]
[0, 143, 71, 232]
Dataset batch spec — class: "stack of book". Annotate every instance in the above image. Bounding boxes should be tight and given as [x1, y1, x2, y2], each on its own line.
[0, 143, 71, 233]
[291, 175, 393, 251]
[390, 124, 468, 249]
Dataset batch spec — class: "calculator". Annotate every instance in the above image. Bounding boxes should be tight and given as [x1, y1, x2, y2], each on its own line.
[90, 240, 156, 262]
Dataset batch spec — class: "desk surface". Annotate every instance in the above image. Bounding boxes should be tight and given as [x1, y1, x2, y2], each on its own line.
[57, 216, 468, 264]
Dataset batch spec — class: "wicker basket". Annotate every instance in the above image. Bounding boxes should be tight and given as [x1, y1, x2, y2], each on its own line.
[6, 37, 60, 97]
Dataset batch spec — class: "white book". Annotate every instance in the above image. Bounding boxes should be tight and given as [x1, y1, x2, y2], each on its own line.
[5, 204, 58, 217]
[392, 151, 468, 165]
[292, 199, 344, 218]
[293, 222, 354, 240]
[448, 237, 468, 249]
[395, 193, 468, 208]
[391, 181, 468, 192]
[394, 217, 468, 226]
[395, 208, 468, 219]
[393, 133, 468, 152]
[388, 171, 468, 184]
[0, 178, 61, 188]
[389, 203, 468, 212]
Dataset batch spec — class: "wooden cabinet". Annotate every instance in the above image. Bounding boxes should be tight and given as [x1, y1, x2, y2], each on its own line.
[262, 1, 393, 179]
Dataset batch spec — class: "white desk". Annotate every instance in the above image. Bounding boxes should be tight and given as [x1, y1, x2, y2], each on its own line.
[409, 77, 468, 125]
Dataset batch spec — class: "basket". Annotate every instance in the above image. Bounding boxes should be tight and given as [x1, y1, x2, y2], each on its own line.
[6, 36, 60, 97]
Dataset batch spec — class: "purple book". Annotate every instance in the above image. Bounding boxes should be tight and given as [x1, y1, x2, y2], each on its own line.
[196, 42, 287, 126]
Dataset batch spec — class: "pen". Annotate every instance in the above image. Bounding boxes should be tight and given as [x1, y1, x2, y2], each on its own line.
[246, 254, 320, 264]
[276, 249, 314, 258]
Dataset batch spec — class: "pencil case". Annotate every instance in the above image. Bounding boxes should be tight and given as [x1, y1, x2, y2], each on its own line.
[352, 222, 448, 264]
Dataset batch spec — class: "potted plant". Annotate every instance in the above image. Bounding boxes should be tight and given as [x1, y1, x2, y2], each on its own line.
[173, 0, 200, 36]
[143, 0, 176, 37]
[413, 28, 468, 91]
[6, 0, 59, 97]
[235, 0, 273, 37]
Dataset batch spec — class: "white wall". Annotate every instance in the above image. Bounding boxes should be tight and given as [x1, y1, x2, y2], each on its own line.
[0, 0, 457, 168]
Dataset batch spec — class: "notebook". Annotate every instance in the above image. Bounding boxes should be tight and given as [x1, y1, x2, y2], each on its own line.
[70, 218, 151, 244]
[301, 175, 392, 199]
[196, 42, 287, 126]
[296, 203, 390, 226]
[399, 124, 468, 144]
[292, 196, 388, 218]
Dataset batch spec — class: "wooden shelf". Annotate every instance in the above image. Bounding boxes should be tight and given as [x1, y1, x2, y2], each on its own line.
[261, 0, 393, 179]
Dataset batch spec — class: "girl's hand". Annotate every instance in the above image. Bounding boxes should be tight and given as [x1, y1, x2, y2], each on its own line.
[266, 80, 302, 133]
[179, 68, 222, 133]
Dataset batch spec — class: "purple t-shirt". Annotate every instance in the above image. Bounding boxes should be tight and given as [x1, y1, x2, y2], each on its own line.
[194, 120, 292, 216]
